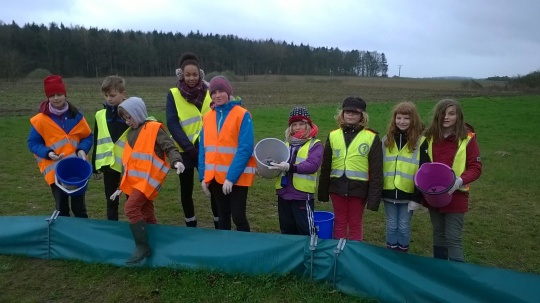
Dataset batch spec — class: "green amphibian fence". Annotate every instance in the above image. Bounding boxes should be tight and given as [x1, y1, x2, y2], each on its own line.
[1, 214, 539, 303]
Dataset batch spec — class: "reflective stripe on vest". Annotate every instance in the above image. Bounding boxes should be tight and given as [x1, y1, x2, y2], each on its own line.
[382, 135, 425, 193]
[170, 88, 211, 152]
[427, 133, 474, 192]
[120, 121, 171, 200]
[203, 106, 256, 186]
[329, 128, 375, 181]
[94, 109, 116, 170]
[274, 138, 320, 193]
[30, 113, 92, 185]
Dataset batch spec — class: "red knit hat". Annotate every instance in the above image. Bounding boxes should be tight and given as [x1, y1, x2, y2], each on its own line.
[43, 75, 67, 97]
[209, 75, 233, 97]
[288, 106, 313, 126]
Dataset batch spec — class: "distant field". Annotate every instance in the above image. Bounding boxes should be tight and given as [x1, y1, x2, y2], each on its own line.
[0, 76, 538, 302]
[0, 75, 519, 116]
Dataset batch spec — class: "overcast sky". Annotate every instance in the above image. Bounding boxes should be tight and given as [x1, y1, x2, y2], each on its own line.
[2, 0, 539, 78]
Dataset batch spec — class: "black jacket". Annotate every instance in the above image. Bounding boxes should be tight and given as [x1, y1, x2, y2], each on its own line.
[317, 126, 383, 211]
[381, 131, 431, 202]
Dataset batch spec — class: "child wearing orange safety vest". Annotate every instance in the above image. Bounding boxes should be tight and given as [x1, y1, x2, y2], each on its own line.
[198, 75, 257, 232]
[110, 97, 185, 265]
[28, 75, 93, 218]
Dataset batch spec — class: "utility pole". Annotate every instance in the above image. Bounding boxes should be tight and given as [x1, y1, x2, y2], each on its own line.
[397, 65, 403, 77]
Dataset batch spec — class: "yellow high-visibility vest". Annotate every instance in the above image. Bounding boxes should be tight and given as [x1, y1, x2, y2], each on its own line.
[275, 138, 320, 193]
[170, 88, 211, 152]
[382, 135, 425, 193]
[329, 129, 376, 181]
[427, 133, 474, 192]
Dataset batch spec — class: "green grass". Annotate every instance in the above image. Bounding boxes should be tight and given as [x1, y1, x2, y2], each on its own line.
[0, 76, 539, 302]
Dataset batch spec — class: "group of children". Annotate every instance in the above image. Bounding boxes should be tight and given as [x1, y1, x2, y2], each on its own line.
[28, 54, 482, 265]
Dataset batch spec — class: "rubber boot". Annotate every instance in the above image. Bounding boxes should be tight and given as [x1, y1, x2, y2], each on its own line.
[185, 219, 197, 228]
[213, 219, 219, 230]
[433, 245, 448, 260]
[126, 220, 151, 265]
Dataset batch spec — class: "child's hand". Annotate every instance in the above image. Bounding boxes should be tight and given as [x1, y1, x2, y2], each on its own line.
[110, 189, 123, 200]
[407, 201, 421, 212]
[447, 177, 463, 195]
[222, 179, 233, 195]
[93, 172, 102, 180]
[77, 150, 87, 159]
[48, 151, 64, 161]
[201, 181, 211, 197]
[269, 161, 290, 172]
[174, 162, 185, 174]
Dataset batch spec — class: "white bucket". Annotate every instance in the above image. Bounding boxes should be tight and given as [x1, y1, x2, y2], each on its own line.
[254, 138, 290, 179]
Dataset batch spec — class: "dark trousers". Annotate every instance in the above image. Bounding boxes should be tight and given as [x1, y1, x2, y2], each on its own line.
[51, 184, 88, 218]
[102, 168, 122, 221]
[278, 197, 314, 236]
[209, 180, 250, 232]
[179, 168, 219, 221]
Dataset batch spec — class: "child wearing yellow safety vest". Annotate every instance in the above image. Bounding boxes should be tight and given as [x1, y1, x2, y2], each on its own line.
[166, 52, 219, 229]
[382, 102, 430, 253]
[423, 99, 482, 262]
[91, 76, 130, 221]
[268, 107, 323, 236]
[318, 97, 383, 241]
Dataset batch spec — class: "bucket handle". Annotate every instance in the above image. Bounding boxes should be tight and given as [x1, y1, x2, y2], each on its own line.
[54, 175, 89, 195]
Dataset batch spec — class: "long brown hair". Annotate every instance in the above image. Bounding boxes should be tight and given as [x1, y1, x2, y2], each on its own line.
[424, 98, 468, 143]
[385, 102, 423, 153]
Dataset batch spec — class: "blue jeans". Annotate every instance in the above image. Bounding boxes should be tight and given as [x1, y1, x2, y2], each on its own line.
[384, 201, 413, 248]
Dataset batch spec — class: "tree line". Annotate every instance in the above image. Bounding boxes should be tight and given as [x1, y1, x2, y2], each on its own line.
[0, 21, 389, 81]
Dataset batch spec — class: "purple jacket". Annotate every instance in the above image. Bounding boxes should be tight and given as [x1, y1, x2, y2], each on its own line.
[276, 140, 323, 201]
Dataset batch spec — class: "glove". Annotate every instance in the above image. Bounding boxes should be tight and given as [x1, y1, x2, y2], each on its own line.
[77, 150, 86, 159]
[110, 189, 123, 201]
[48, 151, 64, 161]
[447, 177, 463, 195]
[268, 161, 290, 172]
[222, 179, 233, 195]
[174, 162, 185, 174]
[201, 181, 211, 197]
[93, 172, 102, 180]
[408, 201, 422, 212]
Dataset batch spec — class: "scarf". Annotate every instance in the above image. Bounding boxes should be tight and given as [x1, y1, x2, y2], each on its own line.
[287, 123, 319, 146]
[49, 101, 69, 116]
[175, 68, 208, 106]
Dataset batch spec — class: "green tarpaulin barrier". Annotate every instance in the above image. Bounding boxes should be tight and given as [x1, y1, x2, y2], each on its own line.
[1, 215, 539, 302]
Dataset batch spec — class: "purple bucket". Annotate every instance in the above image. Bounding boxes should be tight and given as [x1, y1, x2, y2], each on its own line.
[414, 162, 456, 207]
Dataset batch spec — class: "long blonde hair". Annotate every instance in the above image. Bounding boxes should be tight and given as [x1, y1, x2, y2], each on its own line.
[385, 102, 424, 153]
[424, 98, 469, 143]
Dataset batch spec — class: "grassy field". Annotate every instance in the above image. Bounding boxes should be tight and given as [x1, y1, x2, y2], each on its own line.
[0, 75, 539, 302]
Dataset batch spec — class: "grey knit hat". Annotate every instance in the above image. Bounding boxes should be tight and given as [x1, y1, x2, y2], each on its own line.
[119, 97, 147, 126]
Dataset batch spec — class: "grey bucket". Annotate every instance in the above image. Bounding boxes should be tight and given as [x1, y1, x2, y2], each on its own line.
[254, 138, 290, 179]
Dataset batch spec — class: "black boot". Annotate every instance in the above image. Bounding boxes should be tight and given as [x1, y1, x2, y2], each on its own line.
[185, 219, 197, 228]
[126, 220, 151, 265]
[433, 245, 448, 260]
[213, 219, 219, 230]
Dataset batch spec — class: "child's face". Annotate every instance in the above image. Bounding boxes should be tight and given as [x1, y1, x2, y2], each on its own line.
[122, 114, 138, 129]
[291, 121, 308, 134]
[183, 64, 200, 88]
[442, 105, 457, 130]
[104, 89, 126, 107]
[343, 110, 361, 125]
[395, 113, 411, 131]
[48, 94, 67, 109]
[211, 90, 229, 106]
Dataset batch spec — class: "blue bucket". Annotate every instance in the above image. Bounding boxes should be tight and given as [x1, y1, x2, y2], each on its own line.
[54, 157, 92, 196]
[313, 211, 334, 239]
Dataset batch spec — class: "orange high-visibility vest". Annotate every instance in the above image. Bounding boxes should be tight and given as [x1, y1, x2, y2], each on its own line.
[120, 122, 171, 200]
[30, 113, 92, 185]
[203, 106, 256, 186]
